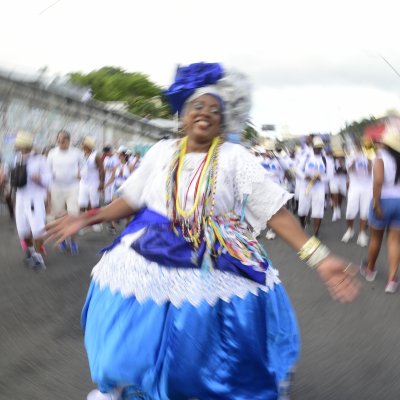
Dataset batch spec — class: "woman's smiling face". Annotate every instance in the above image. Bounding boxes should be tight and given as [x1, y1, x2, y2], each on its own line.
[182, 94, 223, 144]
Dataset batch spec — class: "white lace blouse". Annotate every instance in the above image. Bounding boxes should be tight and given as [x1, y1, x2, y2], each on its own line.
[120, 139, 291, 234]
[91, 139, 292, 307]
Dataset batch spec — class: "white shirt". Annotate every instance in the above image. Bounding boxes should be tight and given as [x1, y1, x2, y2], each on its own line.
[81, 151, 100, 185]
[377, 148, 400, 198]
[104, 154, 120, 182]
[47, 146, 84, 188]
[346, 152, 371, 187]
[120, 139, 292, 234]
[16, 153, 52, 200]
[261, 157, 285, 185]
[297, 152, 328, 186]
[114, 163, 131, 189]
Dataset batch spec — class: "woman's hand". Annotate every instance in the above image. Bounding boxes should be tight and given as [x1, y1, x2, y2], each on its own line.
[373, 201, 384, 219]
[45, 198, 136, 245]
[317, 256, 361, 303]
[45, 215, 88, 245]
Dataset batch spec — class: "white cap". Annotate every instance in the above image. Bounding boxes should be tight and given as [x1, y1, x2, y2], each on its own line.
[117, 145, 128, 153]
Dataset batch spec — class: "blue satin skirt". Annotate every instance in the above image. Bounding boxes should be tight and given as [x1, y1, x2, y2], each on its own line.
[81, 276, 300, 399]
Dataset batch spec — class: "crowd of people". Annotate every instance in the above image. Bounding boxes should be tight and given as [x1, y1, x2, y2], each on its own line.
[0, 130, 141, 270]
[0, 61, 399, 400]
[253, 130, 400, 294]
[253, 135, 373, 244]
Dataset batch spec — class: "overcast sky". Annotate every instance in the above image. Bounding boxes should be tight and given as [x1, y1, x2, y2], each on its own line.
[1, 0, 400, 137]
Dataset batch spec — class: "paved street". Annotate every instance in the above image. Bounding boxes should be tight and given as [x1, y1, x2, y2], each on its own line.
[0, 211, 399, 400]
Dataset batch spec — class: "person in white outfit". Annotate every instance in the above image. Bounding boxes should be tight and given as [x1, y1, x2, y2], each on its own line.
[47, 130, 84, 254]
[12, 131, 51, 270]
[294, 136, 314, 211]
[103, 145, 120, 205]
[107, 149, 132, 234]
[341, 142, 372, 247]
[79, 136, 105, 232]
[261, 142, 286, 185]
[128, 152, 141, 173]
[80, 136, 105, 210]
[261, 141, 286, 240]
[0, 154, 14, 219]
[297, 137, 328, 236]
[330, 149, 347, 221]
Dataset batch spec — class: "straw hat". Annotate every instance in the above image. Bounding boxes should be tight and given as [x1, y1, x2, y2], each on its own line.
[332, 148, 345, 157]
[381, 127, 400, 153]
[15, 130, 34, 149]
[312, 137, 324, 148]
[82, 136, 96, 149]
[264, 140, 275, 151]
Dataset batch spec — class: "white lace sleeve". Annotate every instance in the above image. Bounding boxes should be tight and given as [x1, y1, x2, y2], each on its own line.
[233, 146, 293, 233]
[119, 140, 172, 209]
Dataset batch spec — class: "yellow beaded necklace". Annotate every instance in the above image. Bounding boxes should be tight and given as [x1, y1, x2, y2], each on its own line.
[175, 136, 220, 218]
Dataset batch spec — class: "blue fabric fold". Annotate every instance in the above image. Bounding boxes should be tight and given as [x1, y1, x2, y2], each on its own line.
[102, 208, 268, 284]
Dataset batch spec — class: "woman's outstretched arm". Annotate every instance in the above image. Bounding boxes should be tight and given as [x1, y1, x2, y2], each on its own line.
[45, 198, 137, 245]
[268, 207, 361, 303]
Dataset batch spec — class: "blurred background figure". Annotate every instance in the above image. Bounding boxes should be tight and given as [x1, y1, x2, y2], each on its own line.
[362, 128, 400, 293]
[330, 148, 347, 222]
[261, 140, 285, 185]
[79, 136, 105, 232]
[297, 137, 328, 236]
[0, 153, 14, 219]
[47, 130, 83, 255]
[107, 147, 133, 234]
[341, 139, 372, 247]
[129, 151, 141, 173]
[261, 140, 289, 240]
[102, 145, 120, 206]
[12, 131, 51, 270]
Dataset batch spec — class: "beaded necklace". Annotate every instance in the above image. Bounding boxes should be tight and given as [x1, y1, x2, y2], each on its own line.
[166, 136, 222, 247]
[166, 136, 270, 276]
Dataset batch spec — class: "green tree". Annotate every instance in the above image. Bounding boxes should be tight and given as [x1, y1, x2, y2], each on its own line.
[69, 67, 172, 119]
[339, 115, 377, 138]
[243, 124, 259, 143]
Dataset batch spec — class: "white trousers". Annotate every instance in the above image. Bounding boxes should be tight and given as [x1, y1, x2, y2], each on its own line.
[104, 184, 114, 204]
[330, 175, 347, 196]
[298, 183, 325, 219]
[15, 192, 46, 239]
[51, 185, 80, 218]
[79, 182, 100, 209]
[346, 184, 372, 220]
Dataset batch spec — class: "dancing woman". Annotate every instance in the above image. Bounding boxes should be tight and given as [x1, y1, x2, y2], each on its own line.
[46, 63, 359, 400]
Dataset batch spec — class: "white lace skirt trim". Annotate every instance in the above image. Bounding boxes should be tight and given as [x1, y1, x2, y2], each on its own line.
[91, 243, 281, 308]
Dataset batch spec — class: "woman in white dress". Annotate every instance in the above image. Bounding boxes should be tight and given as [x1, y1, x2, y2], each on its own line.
[46, 63, 359, 400]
